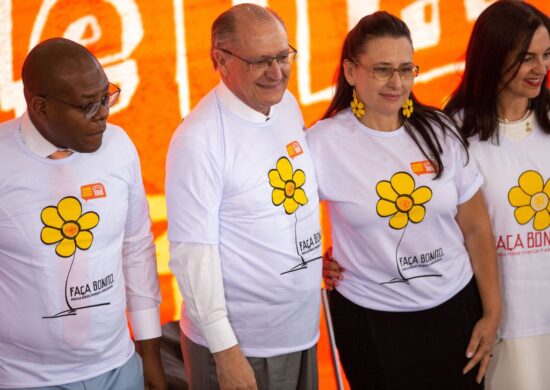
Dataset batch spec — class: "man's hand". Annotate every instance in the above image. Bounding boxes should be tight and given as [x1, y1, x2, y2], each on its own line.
[213, 345, 257, 390]
[322, 247, 345, 291]
[136, 338, 168, 390]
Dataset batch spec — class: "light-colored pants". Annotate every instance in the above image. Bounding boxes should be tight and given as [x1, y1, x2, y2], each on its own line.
[181, 333, 318, 390]
[486, 333, 550, 390]
[11, 352, 144, 390]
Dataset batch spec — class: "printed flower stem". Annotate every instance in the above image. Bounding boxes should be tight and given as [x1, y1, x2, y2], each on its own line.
[381, 226, 408, 284]
[64, 253, 76, 311]
[395, 226, 407, 280]
[281, 213, 321, 275]
[42, 252, 110, 319]
[294, 213, 305, 265]
[381, 225, 442, 285]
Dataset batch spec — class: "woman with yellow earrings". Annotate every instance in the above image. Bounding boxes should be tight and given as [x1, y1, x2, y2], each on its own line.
[307, 11, 500, 390]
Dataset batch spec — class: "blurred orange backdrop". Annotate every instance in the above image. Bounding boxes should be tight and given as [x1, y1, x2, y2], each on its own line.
[1, 1, 548, 388]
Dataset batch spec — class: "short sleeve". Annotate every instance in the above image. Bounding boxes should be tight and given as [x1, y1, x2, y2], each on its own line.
[452, 137, 483, 205]
[166, 128, 223, 245]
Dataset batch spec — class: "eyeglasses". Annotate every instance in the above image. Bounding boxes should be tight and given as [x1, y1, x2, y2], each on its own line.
[358, 64, 420, 81]
[217, 45, 298, 72]
[43, 82, 121, 119]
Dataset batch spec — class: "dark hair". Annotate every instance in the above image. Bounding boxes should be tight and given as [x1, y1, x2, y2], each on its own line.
[322, 11, 464, 179]
[445, 0, 550, 142]
[22, 37, 97, 98]
[210, 3, 285, 69]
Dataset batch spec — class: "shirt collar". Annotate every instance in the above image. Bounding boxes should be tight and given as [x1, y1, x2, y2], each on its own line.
[19, 111, 60, 158]
[216, 81, 273, 123]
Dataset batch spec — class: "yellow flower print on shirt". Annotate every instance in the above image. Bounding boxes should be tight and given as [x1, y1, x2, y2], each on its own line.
[268, 157, 308, 214]
[41, 196, 99, 257]
[376, 172, 432, 229]
[508, 170, 550, 231]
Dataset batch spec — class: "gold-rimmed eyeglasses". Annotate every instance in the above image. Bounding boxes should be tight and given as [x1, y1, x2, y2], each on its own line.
[217, 45, 298, 72]
[42, 82, 121, 119]
[358, 63, 420, 81]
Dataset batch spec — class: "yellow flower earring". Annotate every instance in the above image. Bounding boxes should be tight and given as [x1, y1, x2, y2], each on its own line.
[351, 88, 365, 119]
[402, 98, 413, 118]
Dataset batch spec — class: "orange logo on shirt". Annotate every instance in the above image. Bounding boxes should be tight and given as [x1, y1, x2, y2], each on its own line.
[410, 160, 437, 176]
[286, 141, 303, 159]
[81, 183, 107, 201]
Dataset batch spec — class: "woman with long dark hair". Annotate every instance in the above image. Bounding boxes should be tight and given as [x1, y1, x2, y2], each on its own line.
[307, 11, 501, 389]
[445, 1, 550, 389]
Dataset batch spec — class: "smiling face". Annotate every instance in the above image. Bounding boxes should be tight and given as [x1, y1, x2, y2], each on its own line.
[218, 18, 290, 115]
[344, 36, 414, 130]
[499, 25, 550, 106]
[41, 59, 109, 153]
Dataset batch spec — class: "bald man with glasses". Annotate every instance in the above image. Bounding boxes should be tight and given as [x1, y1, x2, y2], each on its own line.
[0, 38, 166, 390]
[166, 4, 322, 390]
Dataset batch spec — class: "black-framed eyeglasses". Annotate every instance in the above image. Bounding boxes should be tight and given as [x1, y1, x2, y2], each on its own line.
[217, 45, 298, 71]
[357, 63, 420, 81]
[42, 82, 121, 119]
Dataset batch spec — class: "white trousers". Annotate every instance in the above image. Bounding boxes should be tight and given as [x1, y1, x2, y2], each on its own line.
[486, 333, 550, 390]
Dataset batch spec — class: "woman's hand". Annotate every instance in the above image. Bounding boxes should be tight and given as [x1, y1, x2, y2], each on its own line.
[322, 247, 345, 290]
[456, 192, 501, 384]
[462, 314, 499, 383]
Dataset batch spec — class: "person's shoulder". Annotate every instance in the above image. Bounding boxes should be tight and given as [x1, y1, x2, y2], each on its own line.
[102, 122, 133, 146]
[466, 133, 491, 149]
[0, 118, 22, 159]
[307, 109, 353, 139]
[104, 122, 127, 136]
[273, 90, 302, 121]
[168, 89, 225, 157]
[183, 88, 219, 128]
[0, 117, 19, 143]
[171, 89, 221, 142]
[416, 109, 460, 139]
[306, 111, 354, 158]
[97, 123, 140, 162]
[281, 89, 300, 107]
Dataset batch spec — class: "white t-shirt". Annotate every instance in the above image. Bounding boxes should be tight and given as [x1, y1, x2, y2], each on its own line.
[166, 84, 322, 357]
[307, 109, 482, 312]
[0, 114, 161, 388]
[469, 112, 550, 338]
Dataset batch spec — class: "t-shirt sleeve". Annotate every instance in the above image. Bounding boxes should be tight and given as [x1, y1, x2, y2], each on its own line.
[451, 137, 483, 205]
[166, 128, 223, 244]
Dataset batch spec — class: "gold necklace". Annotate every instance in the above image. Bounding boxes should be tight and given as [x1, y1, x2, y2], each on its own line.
[497, 109, 531, 124]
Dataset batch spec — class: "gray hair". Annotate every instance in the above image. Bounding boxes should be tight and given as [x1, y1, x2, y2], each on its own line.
[210, 3, 285, 69]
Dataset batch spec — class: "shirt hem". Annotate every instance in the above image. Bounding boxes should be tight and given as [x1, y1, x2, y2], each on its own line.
[239, 332, 320, 358]
[499, 325, 550, 339]
[0, 349, 135, 388]
[336, 269, 474, 312]
[180, 321, 320, 358]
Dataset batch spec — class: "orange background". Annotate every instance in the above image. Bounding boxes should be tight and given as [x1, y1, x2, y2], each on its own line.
[1, 1, 548, 388]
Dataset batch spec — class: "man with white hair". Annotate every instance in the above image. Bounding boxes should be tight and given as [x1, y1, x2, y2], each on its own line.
[167, 4, 322, 389]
